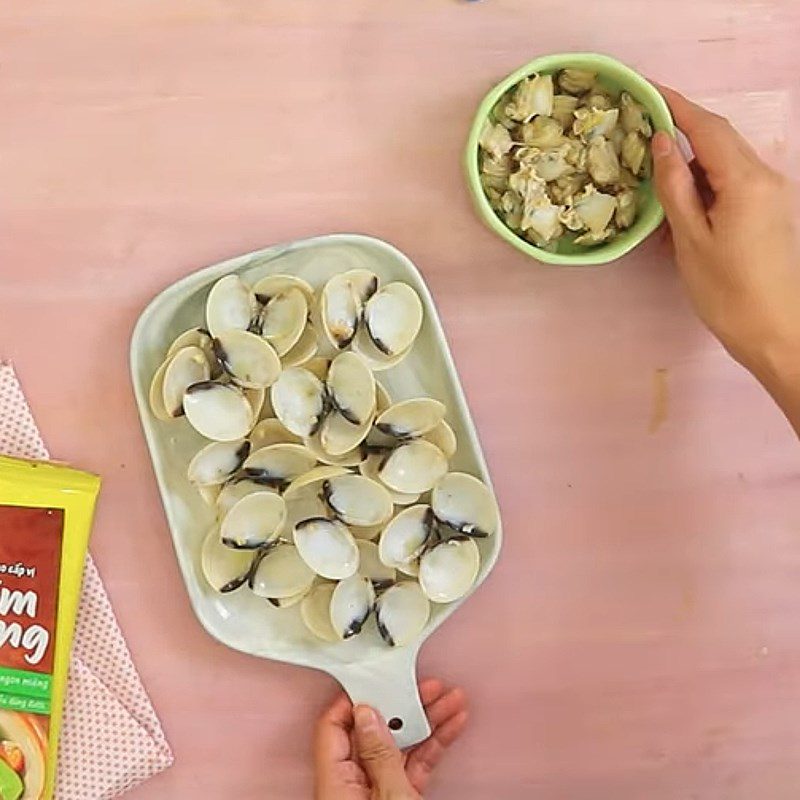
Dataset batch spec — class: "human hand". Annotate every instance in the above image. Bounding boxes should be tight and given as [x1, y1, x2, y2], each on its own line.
[313, 678, 468, 799]
[652, 86, 800, 428]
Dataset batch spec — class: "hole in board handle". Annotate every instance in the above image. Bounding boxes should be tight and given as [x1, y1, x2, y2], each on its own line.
[388, 717, 403, 731]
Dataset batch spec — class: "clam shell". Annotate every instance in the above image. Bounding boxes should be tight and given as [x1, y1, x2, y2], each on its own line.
[294, 517, 359, 580]
[271, 367, 327, 438]
[320, 410, 373, 457]
[280, 324, 319, 368]
[352, 325, 412, 371]
[359, 454, 420, 506]
[163, 346, 211, 418]
[327, 352, 376, 427]
[320, 269, 379, 350]
[378, 505, 434, 576]
[200, 528, 253, 593]
[376, 398, 446, 439]
[197, 483, 222, 508]
[418, 537, 480, 603]
[303, 357, 332, 382]
[244, 387, 267, 419]
[206, 274, 257, 338]
[220, 491, 287, 549]
[301, 582, 339, 642]
[188, 440, 251, 486]
[356, 540, 396, 586]
[375, 381, 393, 414]
[216, 478, 273, 520]
[422, 421, 457, 460]
[284, 465, 351, 498]
[250, 544, 315, 599]
[148, 358, 172, 421]
[168, 327, 221, 377]
[266, 588, 310, 608]
[259, 287, 308, 356]
[330, 575, 376, 640]
[213, 330, 281, 389]
[249, 418, 302, 450]
[363, 282, 423, 357]
[304, 431, 364, 467]
[252, 274, 315, 304]
[378, 440, 448, 494]
[183, 381, 255, 441]
[242, 443, 317, 489]
[322, 475, 393, 528]
[431, 472, 499, 538]
[376, 582, 430, 647]
[350, 523, 385, 541]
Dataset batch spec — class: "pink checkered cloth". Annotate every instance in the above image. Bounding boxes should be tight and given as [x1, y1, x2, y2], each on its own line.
[0, 364, 174, 799]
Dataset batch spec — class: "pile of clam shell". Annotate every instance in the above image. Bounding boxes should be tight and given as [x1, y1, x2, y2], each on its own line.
[478, 67, 654, 249]
[149, 268, 499, 647]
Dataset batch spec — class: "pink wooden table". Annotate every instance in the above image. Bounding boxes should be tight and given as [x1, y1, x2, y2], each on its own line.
[2, 2, 799, 798]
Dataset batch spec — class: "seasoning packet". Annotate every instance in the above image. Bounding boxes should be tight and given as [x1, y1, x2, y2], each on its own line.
[0, 456, 100, 800]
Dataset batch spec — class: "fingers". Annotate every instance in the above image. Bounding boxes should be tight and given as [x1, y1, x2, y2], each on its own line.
[314, 692, 354, 767]
[652, 131, 710, 247]
[405, 710, 469, 793]
[425, 686, 467, 729]
[658, 85, 760, 189]
[419, 678, 447, 706]
[352, 704, 418, 797]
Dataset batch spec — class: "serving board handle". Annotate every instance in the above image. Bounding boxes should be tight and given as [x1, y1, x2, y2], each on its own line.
[328, 647, 431, 749]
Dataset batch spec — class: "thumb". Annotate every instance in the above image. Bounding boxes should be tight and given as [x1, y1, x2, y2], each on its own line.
[651, 131, 709, 246]
[353, 705, 416, 797]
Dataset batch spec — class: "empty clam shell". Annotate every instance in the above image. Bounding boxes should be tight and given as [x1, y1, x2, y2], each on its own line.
[352, 325, 412, 371]
[250, 543, 315, 599]
[284, 465, 350, 498]
[184, 381, 255, 441]
[249, 418, 302, 450]
[304, 357, 332, 382]
[258, 287, 308, 356]
[301, 582, 339, 642]
[244, 387, 267, 419]
[271, 367, 327, 438]
[357, 540, 396, 586]
[363, 282, 423, 357]
[320, 269, 379, 350]
[266, 588, 310, 608]
[168, 327, 222, 377]
[188, 440, 251, 486]
[197, 483, 222, 508]
[376, 398, 446, 439]
[220, 491, 287, 549]
[200, 528, 253, 593]
[242, 443, 317, 490]
[375, 381, 393, 414]
[294, 517, 359, 580]
[216, 478, 273, 520]
[163, 346, 211, 418]
[252, 273, 315, 304]
[327, 352, 376, 426]
[320, 410, 373, 457]
[378, 440, 448, 494]
[304, 431, 365, 467]
[359, 454, 420, 506]
[378, 505, 434, 576]
[431, 472, 499, 538]
[350, 523, 385, 541]
[418, 537, 480, 603]
[280, 324, 319, 368]
[213, 330, 281, 389]
[206, 274, 258, 338]
[422, 421, 457, 460]
[148, 358, 172, 421]
[322, 475, 393, 528]
[376, 582, 430, 647]
[330, 575, 376, 640]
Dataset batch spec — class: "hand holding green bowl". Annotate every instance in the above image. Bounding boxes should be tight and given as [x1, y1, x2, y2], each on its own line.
[464, 53, 675, 266]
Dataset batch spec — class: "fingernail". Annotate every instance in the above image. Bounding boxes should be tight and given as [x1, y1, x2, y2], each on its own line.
[354, 705, 377, 732]
[652, 132, 672, 158]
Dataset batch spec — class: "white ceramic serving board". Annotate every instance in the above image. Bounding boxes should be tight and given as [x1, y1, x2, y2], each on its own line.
[130, 234, 502, 747]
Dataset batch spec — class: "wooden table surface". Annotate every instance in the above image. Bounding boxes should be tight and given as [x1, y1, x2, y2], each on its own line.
[2, 2, 799, 798]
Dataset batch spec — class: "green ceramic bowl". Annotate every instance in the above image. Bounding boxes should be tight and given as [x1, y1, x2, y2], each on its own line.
[464, 52, 675, 266]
